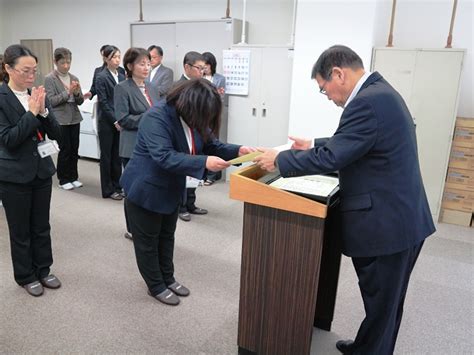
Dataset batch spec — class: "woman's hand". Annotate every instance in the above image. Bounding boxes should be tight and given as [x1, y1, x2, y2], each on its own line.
[288, 135, 311, 150]
[206, 156, 230, 172]
[70, 81, 81, 95]
[238, 146, 257, 156]
[83, 91, 92, 100]
[28, 87, 42, 116]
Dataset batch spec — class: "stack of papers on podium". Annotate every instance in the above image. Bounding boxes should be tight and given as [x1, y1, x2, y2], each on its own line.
[269, 174, 339, 198]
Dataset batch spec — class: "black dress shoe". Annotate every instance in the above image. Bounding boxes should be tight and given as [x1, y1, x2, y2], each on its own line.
[40, 274, 61, 289]
[189, 207, 208, 215]
[178, 212, 191, 221]
[23, 281, 44, 297]
[168, 281, 190, 297]
[336, 339, 355, 354]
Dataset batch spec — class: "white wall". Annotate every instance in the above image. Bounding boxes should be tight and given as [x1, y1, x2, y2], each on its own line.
[0, 0, 6, 53]
[1, 0, 294, 91]
[288, 0, 378, 139]
[288, 0, 473, 142]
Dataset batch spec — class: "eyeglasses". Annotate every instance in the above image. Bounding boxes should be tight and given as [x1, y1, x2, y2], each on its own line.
[319, 77, 332, 96]
[12, 67, 39, 77]
[190, 64, 205, 72]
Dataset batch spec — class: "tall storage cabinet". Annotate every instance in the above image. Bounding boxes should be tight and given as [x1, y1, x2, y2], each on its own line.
[371, 48, 465, 219]
[227, 46, 293, 168]
[130, 19, 245, 79]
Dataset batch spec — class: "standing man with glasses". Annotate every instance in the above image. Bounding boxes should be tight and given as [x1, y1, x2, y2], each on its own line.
[175, 51, 208, 222]
[146, 45, 174, 104]
[255, 45, 435, 354]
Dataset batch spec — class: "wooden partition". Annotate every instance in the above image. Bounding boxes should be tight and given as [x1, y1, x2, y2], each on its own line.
[230, 165, 342, 355]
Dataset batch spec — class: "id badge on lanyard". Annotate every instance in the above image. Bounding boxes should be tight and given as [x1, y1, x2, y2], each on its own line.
[185, 127, 203, 188]
[36, 130, 59, 158]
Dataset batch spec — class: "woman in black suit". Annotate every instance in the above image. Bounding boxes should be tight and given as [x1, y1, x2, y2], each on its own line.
[0, 45, 62, 297]
[96, 45, 125, 200]
[120, 79, 254, 306]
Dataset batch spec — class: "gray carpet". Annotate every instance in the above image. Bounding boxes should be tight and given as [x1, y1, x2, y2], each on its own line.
[0, 158, 473, 354]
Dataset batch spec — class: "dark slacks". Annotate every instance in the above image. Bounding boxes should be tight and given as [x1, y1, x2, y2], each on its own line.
[0, 176, 53, 286]
[98, 119, 121, 198]
[179, 187, 196, 213]
[56, 123, 80, 185]
[351, 241, 424, 354]
[122, 158, 130, 233]
[126, 199, 178, 295]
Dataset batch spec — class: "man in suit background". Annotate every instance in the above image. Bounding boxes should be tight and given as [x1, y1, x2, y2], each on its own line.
[146, 45, 173, 104]
[175, 51, 209, 222]
[255, 45, 435, 354]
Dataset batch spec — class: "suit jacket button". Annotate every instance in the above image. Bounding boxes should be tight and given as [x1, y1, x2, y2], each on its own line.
[33, 152, 38, 156]
[32, 136, 37, 141]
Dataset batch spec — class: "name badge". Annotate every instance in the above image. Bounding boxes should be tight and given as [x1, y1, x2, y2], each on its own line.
[37, 140, 59, 158]
[186, 176, 202, 188]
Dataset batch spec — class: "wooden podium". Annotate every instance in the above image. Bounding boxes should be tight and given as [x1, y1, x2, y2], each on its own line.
[229, 164, 342, 355]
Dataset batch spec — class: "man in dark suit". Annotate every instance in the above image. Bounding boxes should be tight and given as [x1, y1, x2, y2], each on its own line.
[146, 45, 174, 104]
[175, 51, 209, 222]
[255, 45, 435, 354]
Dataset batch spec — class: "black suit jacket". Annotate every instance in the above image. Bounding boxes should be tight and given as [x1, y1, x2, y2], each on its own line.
[89, 65, 126, 99]
[95, 68, 126, 126]
[278, 72, 435, 257]
[0, 84, 61, 183]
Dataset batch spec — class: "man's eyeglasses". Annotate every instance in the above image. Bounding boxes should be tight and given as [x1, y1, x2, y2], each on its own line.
[319, 72, 333, 95]
[189, 64, 205, 72]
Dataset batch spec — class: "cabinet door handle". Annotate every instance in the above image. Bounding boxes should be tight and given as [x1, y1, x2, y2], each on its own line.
[252, 108, 257, 116]
[262, 108, 266, 117]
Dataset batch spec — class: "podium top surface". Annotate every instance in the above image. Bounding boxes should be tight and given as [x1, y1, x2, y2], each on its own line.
[229, 164, 329, 219]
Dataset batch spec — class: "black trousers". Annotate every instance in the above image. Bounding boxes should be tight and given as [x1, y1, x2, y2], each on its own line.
[57, 123, 80, 185]
[126, 199, 178, 295]
[0, 176, 53, 286]
[122, 158, 130, 233]
[351, 241, 424, 354]
[179, 188, 196, 213]
[98, 119, 121, 198]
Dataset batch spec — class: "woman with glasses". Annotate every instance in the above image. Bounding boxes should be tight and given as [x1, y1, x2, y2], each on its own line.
[202, 51, 226, 186]
[0, 44, 62, 297]
[113, 47, 152, 240]
[96, 45, 125, 200]
[120, 79, 254, 305]
[44, 47, 84, 191]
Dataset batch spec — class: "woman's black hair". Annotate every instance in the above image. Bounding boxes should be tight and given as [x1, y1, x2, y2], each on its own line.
[123, 47, 150, 78]
[0, 44, 37, 83]
[202, 52, 217, 76]
[166, 79, 222, 142]
[103, 45, 120, 61]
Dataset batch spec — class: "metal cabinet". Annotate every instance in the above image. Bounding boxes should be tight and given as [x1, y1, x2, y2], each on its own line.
[371, 48, 465, 219]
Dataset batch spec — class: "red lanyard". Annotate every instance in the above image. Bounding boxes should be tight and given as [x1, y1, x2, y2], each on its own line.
[189, 128, 196, 155]
[144, 87, 152, 106]
[36, 129, 44, 142]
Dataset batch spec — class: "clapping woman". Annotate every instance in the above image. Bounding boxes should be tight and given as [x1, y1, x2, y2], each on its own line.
[0, 44, 62, 297]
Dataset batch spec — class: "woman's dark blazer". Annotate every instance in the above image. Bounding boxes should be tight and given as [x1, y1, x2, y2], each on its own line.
[120, 100, 240, 214]
[95, 68, 125, 126]
[0, 84, 61, 183]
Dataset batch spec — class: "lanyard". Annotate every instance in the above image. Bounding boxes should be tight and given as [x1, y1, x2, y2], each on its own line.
[189, 128, 196, 155]
[144, 87, 152, 106]
[36, 129, 44, 142]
